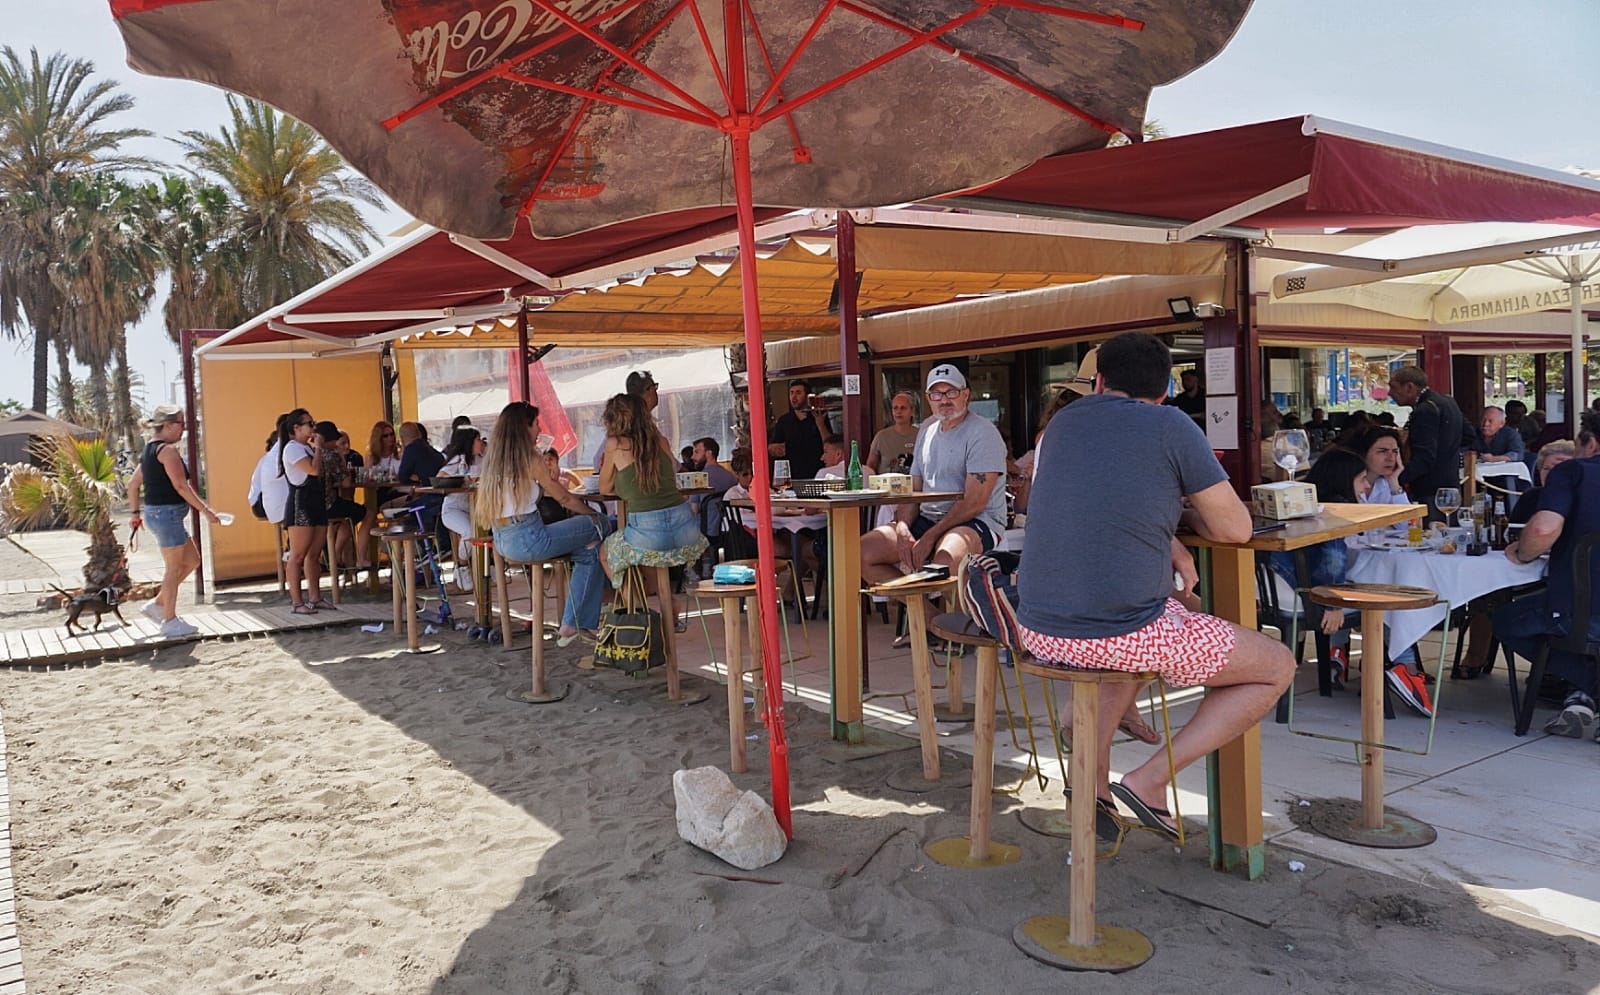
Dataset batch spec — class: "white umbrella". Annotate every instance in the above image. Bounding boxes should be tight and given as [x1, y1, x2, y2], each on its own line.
[1270, 222, 1600, 432]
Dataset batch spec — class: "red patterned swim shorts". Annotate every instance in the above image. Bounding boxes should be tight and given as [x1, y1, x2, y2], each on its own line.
[1017, 598, 1237, 688]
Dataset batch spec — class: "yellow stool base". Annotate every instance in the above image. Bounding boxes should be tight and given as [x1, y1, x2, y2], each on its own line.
[1013, 915, 1153, 972]
[505, 685, 570, 705]
[924, 836, 1021, 868]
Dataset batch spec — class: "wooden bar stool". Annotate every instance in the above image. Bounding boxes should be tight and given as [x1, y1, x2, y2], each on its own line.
[377, 526, 437, 654]
[923, 613, 1021, 868]
[688, 577, 777, 773]
[1011, 656, 1158, 973]
[863, 576, 959, 782]
[491, 548, 571, 649]
[1303, 582, 1441, 848]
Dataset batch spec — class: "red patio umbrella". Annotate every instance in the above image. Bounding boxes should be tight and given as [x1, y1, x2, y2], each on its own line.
[110, 0, 1255, 834]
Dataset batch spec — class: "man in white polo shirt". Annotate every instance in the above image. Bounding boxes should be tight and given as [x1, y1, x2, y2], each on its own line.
[860, 363, 1008, 584]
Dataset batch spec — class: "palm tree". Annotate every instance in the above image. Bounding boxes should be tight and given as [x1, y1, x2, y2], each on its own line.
[0, 47, 152, 413]
[176, 95, 383, 318]
[151, 174, 244, 339]
[0, 433, 129, 594]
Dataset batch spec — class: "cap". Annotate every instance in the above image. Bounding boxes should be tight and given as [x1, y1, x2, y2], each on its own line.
[925, 364, 967, 391]
[626, 370, 658, 395]
[314, 420, 340, 441]
[144, 404, 183, 428]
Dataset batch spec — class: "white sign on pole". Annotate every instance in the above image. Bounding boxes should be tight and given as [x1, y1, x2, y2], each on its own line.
[1205, 347, 1235, 395]
[844, 374, 861, 395]
[1205, 396, 1239, 450]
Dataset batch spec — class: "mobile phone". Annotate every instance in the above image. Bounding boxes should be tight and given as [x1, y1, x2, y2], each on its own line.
[1250, 519, 1288, 535]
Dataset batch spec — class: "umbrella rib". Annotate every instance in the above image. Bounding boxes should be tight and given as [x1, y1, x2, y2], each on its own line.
[382, 0, 659, 130]
[528, 0, 721, 123]
[685, 0, 734, 110]
[752, 0, 843, 116]
[503, 72, 709, 125]
[812, 1, 1125, 136]
[743, 0, 810, 160]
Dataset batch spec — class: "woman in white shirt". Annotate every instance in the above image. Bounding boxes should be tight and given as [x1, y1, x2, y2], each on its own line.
[439, 426, 485, 590]
[1353, 426, 1411, 506]
[278, 408, 330, 613]
[473, 402, 609, 646]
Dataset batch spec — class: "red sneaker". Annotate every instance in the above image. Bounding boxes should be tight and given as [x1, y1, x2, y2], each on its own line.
[1385, 666, 1434, 717]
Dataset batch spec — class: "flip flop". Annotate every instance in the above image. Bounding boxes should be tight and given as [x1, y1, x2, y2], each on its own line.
[290, 603, 317, 615]
[1063, 786, 1123, 844]
[310, 599, 338, 611]
[1110, 781, 1180, 842]
[1118, 713, 1163, 745]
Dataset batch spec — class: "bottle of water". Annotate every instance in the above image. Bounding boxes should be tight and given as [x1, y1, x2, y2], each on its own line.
[847, 441, 863, 490]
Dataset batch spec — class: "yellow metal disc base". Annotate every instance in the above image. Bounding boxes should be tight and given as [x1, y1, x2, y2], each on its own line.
[505, 684, 570, 705]
[1016, 807, 1073, 838]
[925, 836, 1022, 868]
[1013, 915, 1153, 972]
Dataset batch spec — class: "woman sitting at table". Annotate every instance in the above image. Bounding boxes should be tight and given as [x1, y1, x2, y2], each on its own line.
[354, 420, 404, 569]
[1270, 448, 1426, 707]
[438, 426, 485, 591]
[1352, 427, 1412, 506]
[598, 393, 708, 630]
[315, 420, 365, 573]
[473, 402, 610, 647]
[1511, 440, 1575, 524]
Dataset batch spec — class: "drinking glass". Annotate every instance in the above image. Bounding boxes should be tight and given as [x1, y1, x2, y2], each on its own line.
[1434, 487, 1461, 520]
[772, 459, 791, 492]
[1271, 429, 1311, 475]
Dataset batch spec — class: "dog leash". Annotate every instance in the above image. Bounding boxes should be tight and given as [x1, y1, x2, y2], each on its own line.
[127, 522, 140, 553]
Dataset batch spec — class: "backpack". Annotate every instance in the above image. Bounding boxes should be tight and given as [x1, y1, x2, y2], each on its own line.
[956, 551, 1024, 652]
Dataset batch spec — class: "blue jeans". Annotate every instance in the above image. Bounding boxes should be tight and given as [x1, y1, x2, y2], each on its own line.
[493, 513, 608, 630]
[1492, 589, 1600, 700]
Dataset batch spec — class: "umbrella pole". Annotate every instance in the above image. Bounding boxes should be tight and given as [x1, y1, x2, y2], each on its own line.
[1572, 278, 1585, 436]
[516, 305, 532, 402]
[726, 2, 791, 839]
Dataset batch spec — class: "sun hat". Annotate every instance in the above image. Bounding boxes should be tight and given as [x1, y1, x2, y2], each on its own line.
[925, 364, 967, 391]
[1057, 347, 1100, 397]
[626, 370, 658, 395]
[144, 404, 183, 428]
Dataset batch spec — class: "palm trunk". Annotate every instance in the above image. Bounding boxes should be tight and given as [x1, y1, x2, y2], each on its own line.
[82, 514, 130, 594]
[88, 362, 112, 432]
[31, 317, 50, 415]
[112, 333, 134, 451]
[53, 334, 76, 423]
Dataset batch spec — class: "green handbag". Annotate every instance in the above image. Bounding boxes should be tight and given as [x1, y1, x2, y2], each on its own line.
[594, 569, 666, 674]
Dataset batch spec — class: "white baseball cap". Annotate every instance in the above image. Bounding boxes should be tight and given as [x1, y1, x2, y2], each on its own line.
[925, 364, 967, 391]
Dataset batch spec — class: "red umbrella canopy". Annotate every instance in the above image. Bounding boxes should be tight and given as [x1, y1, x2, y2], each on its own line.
[111, 0, 1253, 239]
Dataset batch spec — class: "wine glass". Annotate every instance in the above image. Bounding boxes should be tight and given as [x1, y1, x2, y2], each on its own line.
[1435, 487, 1461, 522]
[1271, 430, 1311, 476]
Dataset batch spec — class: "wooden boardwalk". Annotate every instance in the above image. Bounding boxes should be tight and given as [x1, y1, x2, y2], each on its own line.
[0, 707, 19, 994]
[0, 603, 394, 667]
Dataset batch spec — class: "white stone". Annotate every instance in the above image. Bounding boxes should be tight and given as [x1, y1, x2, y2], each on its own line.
[673, 766, 787, 870]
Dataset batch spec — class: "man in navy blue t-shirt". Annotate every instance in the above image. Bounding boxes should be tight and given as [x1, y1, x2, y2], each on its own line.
[1495, 413, 1600, 739]
[1016, 332, 1294, 839]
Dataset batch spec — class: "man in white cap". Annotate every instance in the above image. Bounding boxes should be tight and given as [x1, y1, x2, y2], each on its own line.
[860, 363, 1008, 584]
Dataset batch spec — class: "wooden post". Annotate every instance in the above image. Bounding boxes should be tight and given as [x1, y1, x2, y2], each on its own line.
[494, 550, 514, 647]
[722, 593, 746, 772]
[1208, 545, 1265, 878]
[530, 559, 547, 698]
[389, 538, 403, 631]
[828, 504, 865, 741]
[1359, 608, 1386, 830]
[655, 565, 679, 700]
[905, 594, 940, 781]
[402, 539, 419, 652]
[965, 644, 999, 862]
[1068, 679, 1100, 948]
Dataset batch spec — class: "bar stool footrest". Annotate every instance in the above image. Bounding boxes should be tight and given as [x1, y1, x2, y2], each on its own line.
[924, 836, 1021, 868]
[1013, 915, 1153, 973]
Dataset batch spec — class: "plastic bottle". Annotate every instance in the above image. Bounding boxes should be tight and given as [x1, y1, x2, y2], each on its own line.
[847, 440, 863, 491]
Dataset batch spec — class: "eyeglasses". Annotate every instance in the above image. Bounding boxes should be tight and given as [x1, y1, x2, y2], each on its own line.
[926, 388, 963, 400]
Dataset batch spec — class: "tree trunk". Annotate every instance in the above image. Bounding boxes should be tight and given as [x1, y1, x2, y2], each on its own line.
[53, 334, 76, 423]
[113, 333, 135, 452]
[32, 312, 51, 415]
[82, 514, 131, 594]
[87, 363, 112, 432]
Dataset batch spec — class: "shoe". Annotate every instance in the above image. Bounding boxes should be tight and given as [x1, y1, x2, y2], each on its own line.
[291, 603, 317, 615]
[1385, 666, 1434, 718]
[1328, 645, 1349, 688]
[1544, 692, 1597, 739]
[1062, 786, 1123, 844]
[160, 617, 199, 638]
[1109, 781, 1180, 842]
[141, 600, 164, 623]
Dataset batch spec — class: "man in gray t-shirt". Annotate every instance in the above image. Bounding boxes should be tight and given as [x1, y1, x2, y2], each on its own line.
[861, 364, 1007, 586]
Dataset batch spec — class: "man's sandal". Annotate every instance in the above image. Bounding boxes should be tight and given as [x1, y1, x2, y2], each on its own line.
[291, 603, 317, 615]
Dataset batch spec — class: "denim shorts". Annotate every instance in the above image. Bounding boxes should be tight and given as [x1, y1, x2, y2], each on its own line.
[144, 503, 191, 548]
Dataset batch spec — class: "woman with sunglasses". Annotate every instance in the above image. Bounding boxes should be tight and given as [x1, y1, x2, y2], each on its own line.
[474, 402, 610, 645]
[127, 405, 222, 637]
[354, 421, 403, 568]
[279, 408, 331, 614]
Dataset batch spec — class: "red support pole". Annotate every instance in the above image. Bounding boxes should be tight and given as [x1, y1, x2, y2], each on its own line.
[725, 0, 792, 838]
[516, 306, 532, 401]
[836, 212, 864, 449]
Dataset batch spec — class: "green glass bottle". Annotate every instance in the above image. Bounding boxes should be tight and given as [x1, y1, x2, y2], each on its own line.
[847, 440, 863, 490]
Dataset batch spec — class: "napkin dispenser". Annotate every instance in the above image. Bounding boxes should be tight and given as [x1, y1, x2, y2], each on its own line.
[675, 471, 709, 490]
[867, 472, 912, 496]
[1251, 481, 1317, 520]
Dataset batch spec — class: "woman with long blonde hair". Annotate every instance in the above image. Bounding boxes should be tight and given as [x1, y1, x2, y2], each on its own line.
[474, 402, 609, 645]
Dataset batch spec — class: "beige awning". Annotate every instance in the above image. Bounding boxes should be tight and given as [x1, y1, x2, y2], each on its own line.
[854, 225, 1226, 277]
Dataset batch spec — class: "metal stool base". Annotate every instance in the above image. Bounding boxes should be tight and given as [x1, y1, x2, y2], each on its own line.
[1013, 916, 1153, 972]
[1313, 811, 1437, 849]
[930, 703, 975, 724]
[924, 836, 1021, 868]
[1016, 807, 1074, 839]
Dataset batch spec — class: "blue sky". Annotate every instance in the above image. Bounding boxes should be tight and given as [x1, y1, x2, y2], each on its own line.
[3, 0, 1598, 410]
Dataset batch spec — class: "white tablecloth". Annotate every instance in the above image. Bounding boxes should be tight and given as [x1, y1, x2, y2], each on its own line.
[1346, 546, 1547, 656]
[1472, 460, 1532, 483]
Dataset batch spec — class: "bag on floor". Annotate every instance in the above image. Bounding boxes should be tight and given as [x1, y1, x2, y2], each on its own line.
[956, 551, 1023, 652]
[594, 569, 665, 674]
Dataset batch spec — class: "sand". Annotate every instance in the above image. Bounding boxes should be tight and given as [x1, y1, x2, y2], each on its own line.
[0, 577, 1597, 992]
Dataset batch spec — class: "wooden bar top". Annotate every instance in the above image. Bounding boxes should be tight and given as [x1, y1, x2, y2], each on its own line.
[1182, 502, 1425, 552]
[731, 490, 962, 510]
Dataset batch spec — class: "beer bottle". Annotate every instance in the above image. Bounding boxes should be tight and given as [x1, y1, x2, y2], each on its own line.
[847, 440, 863, 491]
[1492, 500, 1509, 550]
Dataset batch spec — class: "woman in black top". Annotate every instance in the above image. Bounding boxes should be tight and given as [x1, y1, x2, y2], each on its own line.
[126, 405, 221, 637]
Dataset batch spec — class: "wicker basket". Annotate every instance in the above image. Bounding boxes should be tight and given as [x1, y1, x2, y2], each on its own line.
[793, 478, 848, 497]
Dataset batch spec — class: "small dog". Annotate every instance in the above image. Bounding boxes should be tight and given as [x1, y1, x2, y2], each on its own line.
[53, 585, 127, 637]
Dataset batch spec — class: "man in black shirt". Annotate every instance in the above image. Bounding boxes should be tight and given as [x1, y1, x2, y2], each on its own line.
[1390, 366, 1474, 521]
[1163, 368, 1205, 424]
[396, 421, 446, 485]
[768, 379, 827, 481]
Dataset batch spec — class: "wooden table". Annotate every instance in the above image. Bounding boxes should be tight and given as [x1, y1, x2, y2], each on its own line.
[1181, 501, 1424, 877]
[737, 490, 961, 743]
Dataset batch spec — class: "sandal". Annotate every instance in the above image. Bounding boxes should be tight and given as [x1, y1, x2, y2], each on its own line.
[1110, 781, 1180, 842]
[310, 599, 338, 611]
[1063, 786, 1125, 844]
[1058, 715, 1163, 752]
[291, 603, 317, 615]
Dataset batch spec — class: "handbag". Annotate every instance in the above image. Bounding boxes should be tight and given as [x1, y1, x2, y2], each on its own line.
[594, 568, 666, 674]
